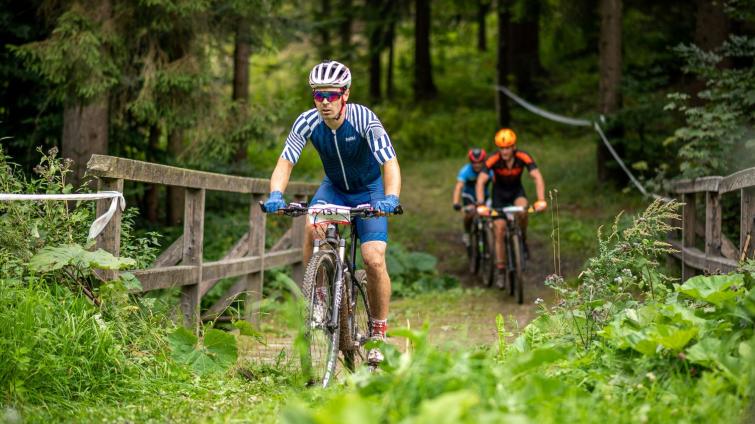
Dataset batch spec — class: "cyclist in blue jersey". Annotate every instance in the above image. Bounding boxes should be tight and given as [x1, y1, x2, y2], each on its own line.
[263, 60, 401, 366]
[452, 148, 492, 245]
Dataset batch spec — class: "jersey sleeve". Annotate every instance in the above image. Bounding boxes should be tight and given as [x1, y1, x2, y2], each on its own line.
[457, 164, 470, 182]
[485, 153, 500, 169]
[281, 109, 318, 164]
[353, 105, 396, 165]
[516, 151, 538, 171]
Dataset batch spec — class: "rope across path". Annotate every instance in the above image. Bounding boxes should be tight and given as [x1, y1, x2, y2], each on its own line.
[495, 85, 670, 201]
[0, 191, 125, 239]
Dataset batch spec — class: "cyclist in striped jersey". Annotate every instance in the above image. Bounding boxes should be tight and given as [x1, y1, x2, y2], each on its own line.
[263, 60, 402, 366]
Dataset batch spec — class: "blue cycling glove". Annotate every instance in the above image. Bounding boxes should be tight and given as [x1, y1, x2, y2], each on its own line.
[373, 194, 400, 214]
[263, 191, 286, 213]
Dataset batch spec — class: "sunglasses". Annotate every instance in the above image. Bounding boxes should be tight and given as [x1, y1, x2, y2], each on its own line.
[313, 90, 344, 103]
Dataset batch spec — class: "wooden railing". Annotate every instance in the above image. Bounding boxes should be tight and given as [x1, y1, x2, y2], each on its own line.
[668, 166, 755, 277]
[86, 155, 318, 327]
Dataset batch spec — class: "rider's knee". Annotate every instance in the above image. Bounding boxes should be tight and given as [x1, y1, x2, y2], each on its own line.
[361, 243, 387, 271]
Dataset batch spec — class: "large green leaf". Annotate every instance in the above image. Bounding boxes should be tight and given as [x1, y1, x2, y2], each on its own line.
[28, 244, 86, 272]
[168, 327, 237, 376]
[677, 274, 744, 306]
[28, 244, 136, 273]
[82, 249, 136, 270]
[407, 252, 437, 273]
[652, 324, 698, 351]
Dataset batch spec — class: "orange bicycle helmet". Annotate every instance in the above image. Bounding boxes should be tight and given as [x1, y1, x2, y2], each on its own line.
[494, 128, 517, 148]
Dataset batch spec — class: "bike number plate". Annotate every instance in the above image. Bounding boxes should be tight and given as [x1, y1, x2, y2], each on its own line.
[308, 204, 351, 225]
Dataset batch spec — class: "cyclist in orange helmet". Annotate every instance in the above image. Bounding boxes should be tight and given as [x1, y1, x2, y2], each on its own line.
[476, 128, 546, 284]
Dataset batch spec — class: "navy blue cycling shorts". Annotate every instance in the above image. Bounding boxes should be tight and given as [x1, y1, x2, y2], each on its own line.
[310, 176, 388, 244]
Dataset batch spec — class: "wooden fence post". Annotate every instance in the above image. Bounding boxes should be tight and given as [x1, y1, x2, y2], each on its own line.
[95, 177, 124, 281]
[705, 191, 722, 273]
[742, 187, 755, 260]
[181, 188, 205, 329]
[244, 194, 266, 324]
[682, 192, 696, 278]
[291, 194, 307, 285]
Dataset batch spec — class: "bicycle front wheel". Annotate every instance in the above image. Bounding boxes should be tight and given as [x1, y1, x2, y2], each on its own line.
[480, 222, 496, 287]
[301, 250, 340, 387]
[511, 233, 524, 304]
[341, 269, 372, 371]
[468, 225, 480, 274]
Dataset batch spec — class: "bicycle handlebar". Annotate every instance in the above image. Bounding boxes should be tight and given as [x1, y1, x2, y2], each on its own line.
[259, 201, 403, 217]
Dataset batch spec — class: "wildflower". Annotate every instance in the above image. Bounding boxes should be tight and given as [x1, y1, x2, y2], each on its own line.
[534, 298, 544, 305]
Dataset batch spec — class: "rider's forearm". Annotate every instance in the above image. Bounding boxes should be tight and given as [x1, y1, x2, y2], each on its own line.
[453, 182, 463, 204]
[270, 157, 295, 193]
[383, 158, 401, 197]
[532, 170, 546, 201]
[475, 174, 488, 203]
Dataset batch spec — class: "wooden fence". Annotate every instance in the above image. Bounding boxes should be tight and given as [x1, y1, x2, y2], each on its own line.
[668, 166, 755, 277]
[86, 154, 318, 327]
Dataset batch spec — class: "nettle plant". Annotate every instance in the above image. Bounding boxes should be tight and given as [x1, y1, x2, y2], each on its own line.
[547, 199, 679, 349]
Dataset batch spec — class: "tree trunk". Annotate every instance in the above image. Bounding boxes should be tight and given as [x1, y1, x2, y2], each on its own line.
[495, 0, 511, 127]
[507, 0, 541, 98]
[386, 17, 396, 97]
[60, 0, 112, 188]
[339, 0, 353, 50]
[597, 0, 622, 184]
[368, 0, 385, 102]
[62, 97, 109, 187]
[477, 0, 490, 52]
[689, 0, 731, 99]
[413, 0, 436, 101]
[317, 0, 332, 59]
[166, 130, 185, 226]
[233, 19, 251, 163]
[144, 125, 160, 223]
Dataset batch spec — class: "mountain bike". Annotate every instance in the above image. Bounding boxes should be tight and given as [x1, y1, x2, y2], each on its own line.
[478, 205, 532, 304]
[261, 202, 402, 387]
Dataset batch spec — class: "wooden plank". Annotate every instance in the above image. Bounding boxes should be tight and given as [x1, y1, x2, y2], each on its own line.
[95, 177, 123, 281]
[682, 193, 696, 248]
[705, 191, 722, 261]
[199, 231, 250, 297]
[244, 194, 266, 323]
[692, 219, 738, 260]
[673, 176, 722, 194]
[202, 256, 262, 282]
[152, 234, 184, 268]
[264, 248, 303, 268]
[719, 167, 755, 194]
[129, 266, 200, 292]
[668, 239, 738, 274]
[742, 187, 755, 259]
[87, 154, 318, 196]
[180, 188, 204, 328]
[290, 194, 308, 285]
[202, 279, 248, 321]
[270, 227, 292, 252]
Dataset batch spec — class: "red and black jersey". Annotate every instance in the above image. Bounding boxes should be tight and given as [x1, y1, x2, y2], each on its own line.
[485, 149, 538, 188]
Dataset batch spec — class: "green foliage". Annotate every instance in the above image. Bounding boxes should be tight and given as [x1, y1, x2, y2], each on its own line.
[286, 206, 755, 423]
[169, 327, 238, 376]
[10, 3, 120, 102]
[547, 199, 679, 349]
[385, 243, 459, 298]
[665, 35, 755, 178]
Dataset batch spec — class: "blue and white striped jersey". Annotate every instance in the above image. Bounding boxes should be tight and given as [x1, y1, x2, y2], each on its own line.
[281, 104, 396, 192]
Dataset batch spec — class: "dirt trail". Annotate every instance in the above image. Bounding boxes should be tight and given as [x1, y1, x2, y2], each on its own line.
[390, 229, 583, 348]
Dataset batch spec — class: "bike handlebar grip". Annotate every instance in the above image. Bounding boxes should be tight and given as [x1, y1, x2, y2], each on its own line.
[393, 205, 404, 215]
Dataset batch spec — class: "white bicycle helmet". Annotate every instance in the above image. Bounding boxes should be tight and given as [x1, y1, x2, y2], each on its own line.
[308, 60, 352, 89]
